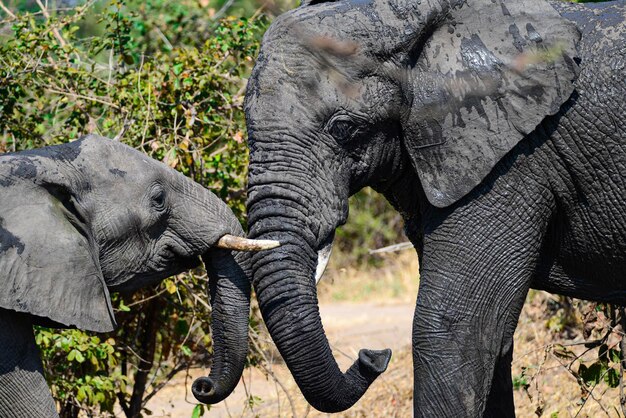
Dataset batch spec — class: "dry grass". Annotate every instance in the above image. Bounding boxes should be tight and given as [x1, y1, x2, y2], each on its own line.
[243, 348, 414, 418]
[316, 250, 419, 304]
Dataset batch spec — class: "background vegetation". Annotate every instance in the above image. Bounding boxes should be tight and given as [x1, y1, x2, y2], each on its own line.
[1, 0, 622, 417]
[1, 1, 267, 416]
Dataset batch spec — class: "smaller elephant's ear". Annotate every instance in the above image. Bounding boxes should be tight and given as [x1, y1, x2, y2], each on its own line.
[404, 0, 580, 207]
[0, 175, 115, 332]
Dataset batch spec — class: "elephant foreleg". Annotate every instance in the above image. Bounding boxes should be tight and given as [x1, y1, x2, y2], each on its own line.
[412, 180, 554, 417]
[0, 309, 59, 418]
[484, 338, 515, 418]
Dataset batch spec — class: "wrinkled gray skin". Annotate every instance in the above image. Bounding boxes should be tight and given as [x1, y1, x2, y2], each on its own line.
[242, 0, 626, 415]
[0, 135, 249, 417]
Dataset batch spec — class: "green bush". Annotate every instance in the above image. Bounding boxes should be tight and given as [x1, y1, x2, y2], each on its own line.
[336, 187, 407, 267]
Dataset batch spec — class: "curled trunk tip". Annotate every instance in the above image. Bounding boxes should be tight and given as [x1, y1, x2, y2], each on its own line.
[193, 250, 251, 405]
[312, 348, 393, 412]
[192, 377, 218, 403]
[358, 348, 392, 377]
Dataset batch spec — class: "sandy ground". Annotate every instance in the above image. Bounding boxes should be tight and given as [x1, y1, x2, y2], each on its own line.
[145, 302, 415, 418]
[146, 297, 625, 418]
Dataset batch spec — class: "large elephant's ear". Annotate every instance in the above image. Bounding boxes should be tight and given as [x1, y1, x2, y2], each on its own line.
[404, 0, 580, 207]
[0, 178, 116, 332]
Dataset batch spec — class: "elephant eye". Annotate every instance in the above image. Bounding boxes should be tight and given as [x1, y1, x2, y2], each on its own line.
[326, 115, 358, 142]
[150, 187, 167, 212]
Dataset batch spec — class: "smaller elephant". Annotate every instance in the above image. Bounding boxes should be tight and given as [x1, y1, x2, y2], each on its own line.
[0, 135, 277, 417]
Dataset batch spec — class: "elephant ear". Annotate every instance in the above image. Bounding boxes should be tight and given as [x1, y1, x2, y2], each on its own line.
[0, 175, 116, 332]
[404, 0, 580, 208]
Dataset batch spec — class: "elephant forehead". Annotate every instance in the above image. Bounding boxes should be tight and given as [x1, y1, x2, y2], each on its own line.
[78, 135, 166, 182]
[260, 0, 418, 60]
[267, 0, 401, 38]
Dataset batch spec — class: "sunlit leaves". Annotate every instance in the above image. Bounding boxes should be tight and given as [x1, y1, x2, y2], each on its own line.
[577, 344, 622, 389]
[35, 329, 125, 414]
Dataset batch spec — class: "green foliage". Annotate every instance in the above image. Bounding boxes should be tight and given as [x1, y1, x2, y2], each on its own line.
[578, 305, 623, 390]
[512, 367, 530, 391]
[1, 1, 267, 416]
[335, 187, 406, 266]
[548, 303, 625, 408]
[0, 0, 265, 215]
[191, 403, 206, 418]
[36, 329, 125, 415]
[576, 343, 621, 389]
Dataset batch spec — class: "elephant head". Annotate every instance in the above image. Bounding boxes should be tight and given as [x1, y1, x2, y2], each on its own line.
[0, 134, 277, 404]
[243, 0, 579, 412]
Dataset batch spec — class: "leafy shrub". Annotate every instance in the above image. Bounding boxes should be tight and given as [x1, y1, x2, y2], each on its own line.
[35, 329, 125, 416]
[335, 187, 407, 266]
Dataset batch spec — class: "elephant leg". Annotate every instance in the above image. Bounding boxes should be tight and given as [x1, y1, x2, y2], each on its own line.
[0, 309, 59, 418]
[412, 183, 553, 417]
[484, 339, 515, 418]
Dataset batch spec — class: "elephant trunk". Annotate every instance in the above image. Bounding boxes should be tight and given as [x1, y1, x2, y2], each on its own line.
[186, 188, 268, 404]
[192, 248, 250, 404]
[249, 211, 391, 412]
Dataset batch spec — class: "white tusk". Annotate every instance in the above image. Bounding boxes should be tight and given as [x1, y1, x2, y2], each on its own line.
[216, 234, 280, 251]
[315, 239, 334, 284]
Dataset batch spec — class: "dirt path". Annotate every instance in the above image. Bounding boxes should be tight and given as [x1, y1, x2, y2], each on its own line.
[146, 302, 415, 418]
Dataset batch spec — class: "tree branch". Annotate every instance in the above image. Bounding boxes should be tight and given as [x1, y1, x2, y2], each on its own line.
[0, 1, 16, 19]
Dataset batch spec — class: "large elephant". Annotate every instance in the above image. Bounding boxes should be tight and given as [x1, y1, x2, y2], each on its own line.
[0, 134, 276, 417]
[240, 0, 626, 416]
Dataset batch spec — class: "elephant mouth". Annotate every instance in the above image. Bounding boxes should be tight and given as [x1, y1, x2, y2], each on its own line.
[314, 230, 335, 284]
[108, 256, 201, 292]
